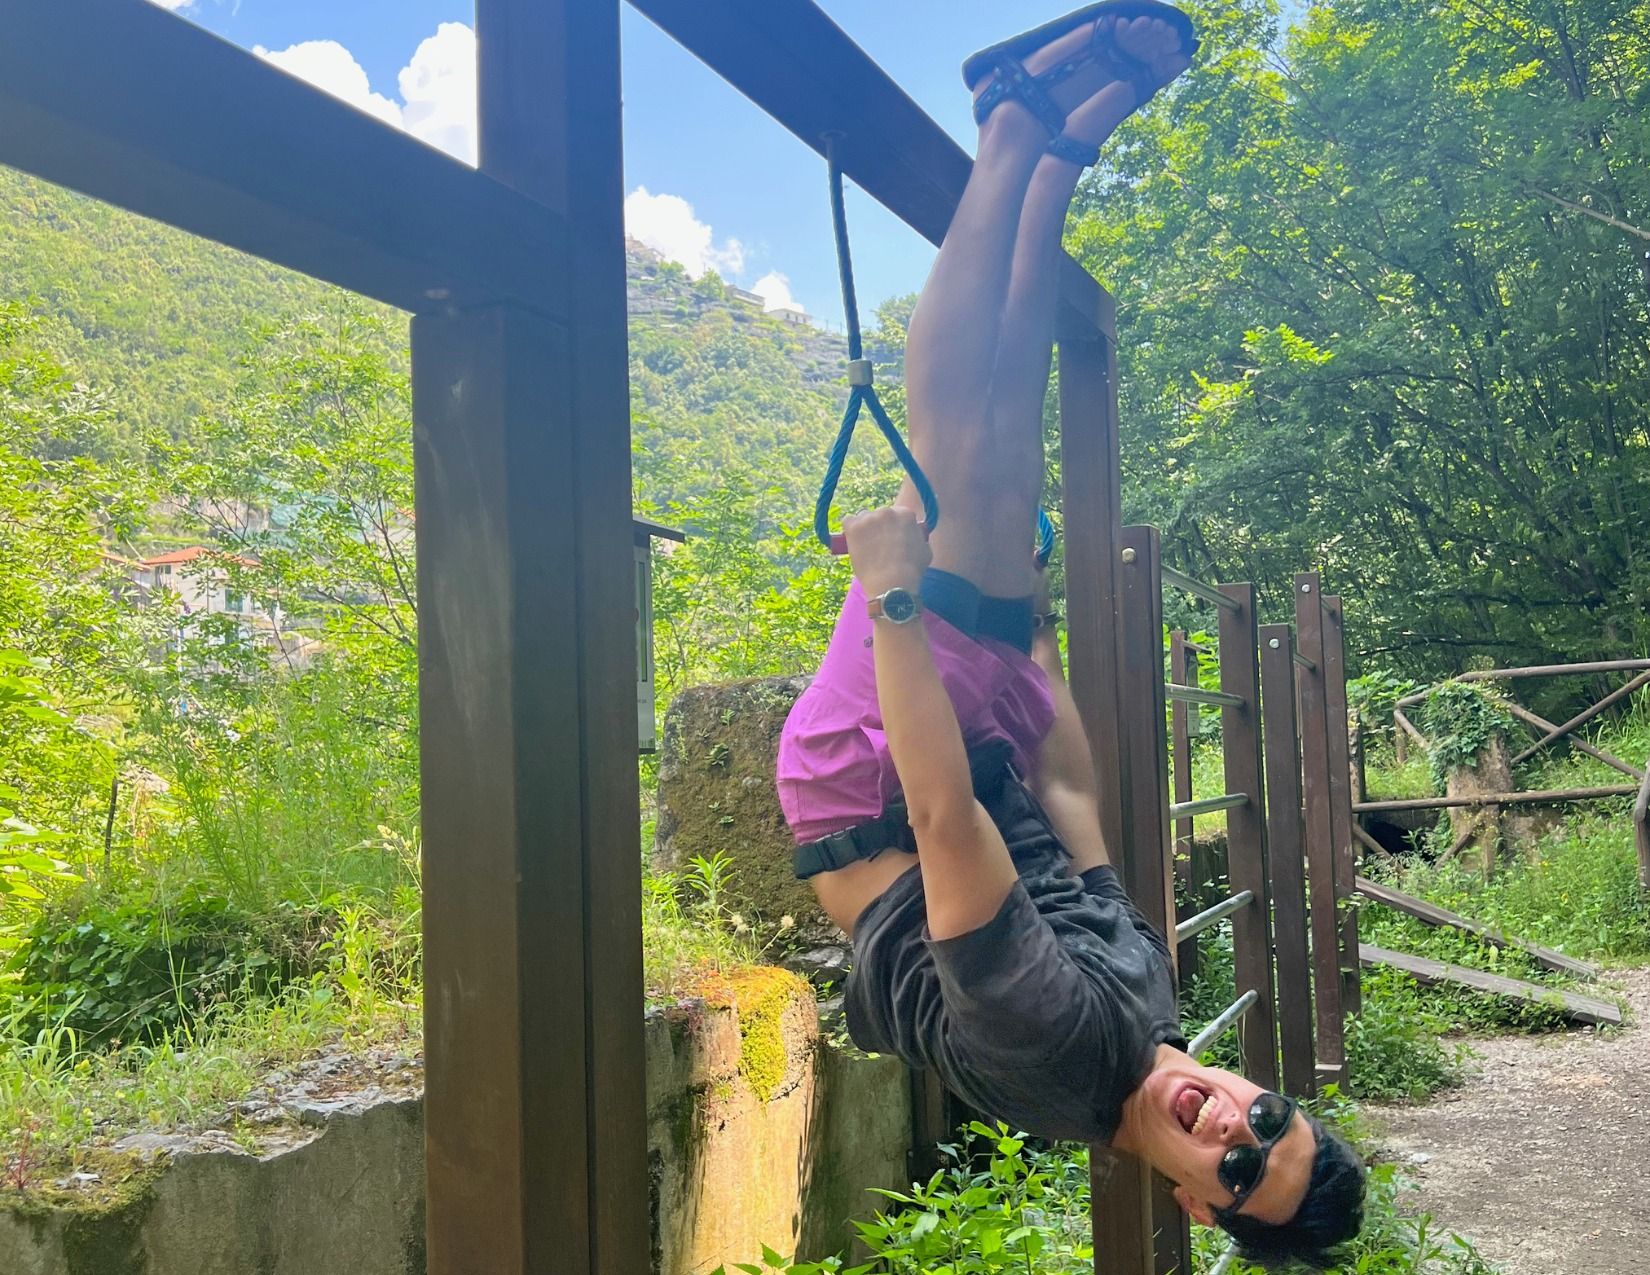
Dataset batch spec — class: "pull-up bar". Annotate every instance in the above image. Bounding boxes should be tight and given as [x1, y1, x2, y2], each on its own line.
[1188, 989, 1259, 1055]
[1175, 890, 1255, 943]
[1162, 564, 1241, 612]
[1171, 792, 1249, 819]
[1167, 683, 1245, 709]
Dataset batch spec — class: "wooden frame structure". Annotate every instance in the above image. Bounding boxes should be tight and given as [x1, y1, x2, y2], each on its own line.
[2, 2, 1363, 1271]
[1374, 660, 1650, 883]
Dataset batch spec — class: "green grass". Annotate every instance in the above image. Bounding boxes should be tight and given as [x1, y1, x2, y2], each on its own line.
[1, 901, 421, 1185]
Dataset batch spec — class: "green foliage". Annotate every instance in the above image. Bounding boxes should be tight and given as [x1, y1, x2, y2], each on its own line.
[1346, 672, 1418, 745]
[1344, 968, 1468, 1102]
[4, 893, 326, 1048]
[719, 1111, 1495, 1275]
[1415, 683, 1518, 789]
[1073, 0, 1650, 678]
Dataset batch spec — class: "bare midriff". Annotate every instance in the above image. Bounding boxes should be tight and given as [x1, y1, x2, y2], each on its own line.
[811, 849, 921, 937]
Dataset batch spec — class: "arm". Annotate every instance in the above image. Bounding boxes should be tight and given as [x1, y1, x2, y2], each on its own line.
[843, 508, 1018, 939]
[1028, 574, 1112, 873]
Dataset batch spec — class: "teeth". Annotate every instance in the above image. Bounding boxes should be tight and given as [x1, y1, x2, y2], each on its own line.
[1190, 1095, 1216, 1135]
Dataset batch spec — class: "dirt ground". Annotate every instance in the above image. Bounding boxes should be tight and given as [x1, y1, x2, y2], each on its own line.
[1371, 966, 1650, 1274]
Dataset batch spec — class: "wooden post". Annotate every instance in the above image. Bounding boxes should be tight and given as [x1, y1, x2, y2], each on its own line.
[417, 4, 646, 1272]
[1059, 339, 1155, 1275]
[1323, 598, 1360, 1018]
[1634, 762, 1650, 893]
[1295, 574, 1346, 1087]
[1218, 584, 1278, 1091]
[1259, 625, 1316, 1098]
[1170, 630, 1200, 981]
[1114, 527, 1189, 1275]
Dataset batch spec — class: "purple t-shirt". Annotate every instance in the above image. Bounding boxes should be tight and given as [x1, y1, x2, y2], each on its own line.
[776, 579, 1057, 843]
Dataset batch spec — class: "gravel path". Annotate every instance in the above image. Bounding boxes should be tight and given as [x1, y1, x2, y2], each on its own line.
[1371, 967, 1650, 1274]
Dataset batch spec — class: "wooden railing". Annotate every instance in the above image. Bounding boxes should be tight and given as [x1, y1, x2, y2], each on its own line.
[1374, 660, 1650, 871]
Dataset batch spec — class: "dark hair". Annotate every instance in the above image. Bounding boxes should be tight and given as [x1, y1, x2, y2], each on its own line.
[1216, 1116, 1366, 1271]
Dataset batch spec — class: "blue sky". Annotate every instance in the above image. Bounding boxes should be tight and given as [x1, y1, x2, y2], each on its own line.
[149, 0, 1034, 321]
[149, 1, 1295, 321]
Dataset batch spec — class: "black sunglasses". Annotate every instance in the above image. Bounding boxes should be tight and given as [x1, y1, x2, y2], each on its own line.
[1214, 1092, 1299, 1210]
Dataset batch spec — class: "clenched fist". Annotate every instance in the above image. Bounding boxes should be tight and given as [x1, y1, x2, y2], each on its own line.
[842, 506, 932, 599]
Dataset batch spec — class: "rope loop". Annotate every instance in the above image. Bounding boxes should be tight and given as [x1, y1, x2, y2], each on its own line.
[814, 135, 939, 552]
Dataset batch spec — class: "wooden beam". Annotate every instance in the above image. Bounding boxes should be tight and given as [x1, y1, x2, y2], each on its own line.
[1360, 944, 1621, 1027]
[625, 0, 1112, 340]
[1108, 527, 1183, 1275]
[1456, 659, 1650, 682]
[1323, 598, 1360, 1017]
[1635, 765, 1650, 893]
[418, 4, 643, 1273]
[1219, 585, 1278, 1091]
[1170, 631, 1200, 981]
[1502, 701, 1644, 781]
[1354, 786, 1639, 813]
[1260, 625, 1316, 1098]
[1351, 824, 1395, 864]
[1509, 669, 1650, 766]
[0, 0, 569, 320]
[1353, 876, 1598, 980]
[1294, 575, 1345, 1079]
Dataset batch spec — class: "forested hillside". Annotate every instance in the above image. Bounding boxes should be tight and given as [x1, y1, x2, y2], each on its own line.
[0, 165, 861, 515]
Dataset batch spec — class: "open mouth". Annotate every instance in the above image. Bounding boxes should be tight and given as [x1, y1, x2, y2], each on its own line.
[1172, 1082, 1217, 1136]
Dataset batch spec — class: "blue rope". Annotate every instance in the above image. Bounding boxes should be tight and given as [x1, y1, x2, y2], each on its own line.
[815, 139, 939, 550]
[1035, 506, 1058, 568]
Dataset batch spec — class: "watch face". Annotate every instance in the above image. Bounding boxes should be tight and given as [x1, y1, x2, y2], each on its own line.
[882, 588, 918, 623]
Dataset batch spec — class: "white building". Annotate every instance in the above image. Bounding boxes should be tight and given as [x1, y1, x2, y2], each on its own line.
[132, 546, 260, 618]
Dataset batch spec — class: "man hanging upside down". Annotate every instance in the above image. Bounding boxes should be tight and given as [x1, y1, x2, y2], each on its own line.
[776, 3, 1365, 1267]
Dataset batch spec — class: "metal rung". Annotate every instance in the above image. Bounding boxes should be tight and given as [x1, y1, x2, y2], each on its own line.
[1293, 650, 1316, 672]
[1166, 683, 1244, 709]
[1170, 792, 1248, 819]
[1174, 890, 1255, 943]
[1162, 565, 1241, 612]
[1187, 989, 1259, 1055]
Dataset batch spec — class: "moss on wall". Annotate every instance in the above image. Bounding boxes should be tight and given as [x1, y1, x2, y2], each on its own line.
[724, 967, 811, 1103]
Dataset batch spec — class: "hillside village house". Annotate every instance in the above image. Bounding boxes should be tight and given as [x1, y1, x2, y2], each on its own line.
[132, 546, 261, 619]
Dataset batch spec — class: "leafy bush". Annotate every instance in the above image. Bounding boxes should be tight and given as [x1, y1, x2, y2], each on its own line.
[1415, 682, 1518, 789]
[1344, 968, 1467, 1101]
[715, 1107, 1496, 1275]
[4, 892, 328, 1047]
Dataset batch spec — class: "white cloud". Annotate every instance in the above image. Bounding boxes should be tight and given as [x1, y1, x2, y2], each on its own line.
[624, 187, 745, 279]
[255, 40, 403, 130]
[254, 25, 476, 166]
[397, 23, 478, 166]
[751, 271, 802, 314]
[147, 0, 194, 10]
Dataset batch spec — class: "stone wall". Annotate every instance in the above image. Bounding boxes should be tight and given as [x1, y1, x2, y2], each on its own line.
[655, 676, 839, 946]
[0, 976, 912, 1275]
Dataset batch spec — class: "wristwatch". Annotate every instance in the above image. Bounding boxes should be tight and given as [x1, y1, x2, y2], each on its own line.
[866, 586, 922, 625]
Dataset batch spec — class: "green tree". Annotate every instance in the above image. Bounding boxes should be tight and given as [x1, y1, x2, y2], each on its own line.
[1070, 0, 1650, 676]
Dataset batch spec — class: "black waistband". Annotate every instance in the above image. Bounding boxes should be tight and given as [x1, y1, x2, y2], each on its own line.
[794, 740, 1017, 880]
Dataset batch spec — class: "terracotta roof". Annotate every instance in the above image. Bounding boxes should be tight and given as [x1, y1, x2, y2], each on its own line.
[141, 546, 258, 568]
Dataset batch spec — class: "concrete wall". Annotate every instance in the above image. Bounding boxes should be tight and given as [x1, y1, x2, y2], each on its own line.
[0, 975, 911, 1275]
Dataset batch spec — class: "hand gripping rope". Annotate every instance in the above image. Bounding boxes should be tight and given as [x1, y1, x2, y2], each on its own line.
[814, 135, 939, 554]
[813, 136, 1058, 568]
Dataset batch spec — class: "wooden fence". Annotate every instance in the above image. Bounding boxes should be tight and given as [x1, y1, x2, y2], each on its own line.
[3, 3, 1366, 1271]
[1374, 659, 1650, 886]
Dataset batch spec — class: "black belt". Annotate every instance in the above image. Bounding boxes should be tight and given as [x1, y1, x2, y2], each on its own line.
[793, 740, 1017, 880]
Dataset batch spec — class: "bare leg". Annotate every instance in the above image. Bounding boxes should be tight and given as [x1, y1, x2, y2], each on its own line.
[901, 15, 1193, 598]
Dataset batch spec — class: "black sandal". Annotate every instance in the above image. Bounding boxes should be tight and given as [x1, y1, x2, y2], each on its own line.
[965, 0, 1198, 167]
